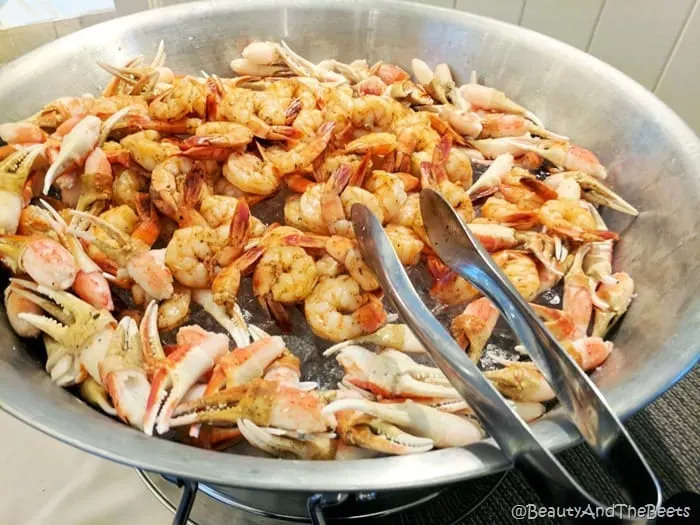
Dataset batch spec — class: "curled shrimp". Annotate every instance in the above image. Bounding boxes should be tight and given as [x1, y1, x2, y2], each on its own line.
[304, 275, 386, 343]
[426, 256, 479, 306]
[481, 197, 539, 230]
[539, 199, 618, 242]
[492, 250, 540, 301]
[364, 170, 407, 224]
[325, 236, 380, 292]
[149, 76, 206, 121]
[165, 226, 222, 289]
[120, 130, 181, 171]
[253, 246, 318, 324]
[384, 224, 424, 266]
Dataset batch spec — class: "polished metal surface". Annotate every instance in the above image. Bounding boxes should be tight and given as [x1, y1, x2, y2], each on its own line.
[0, 0, 699, 493]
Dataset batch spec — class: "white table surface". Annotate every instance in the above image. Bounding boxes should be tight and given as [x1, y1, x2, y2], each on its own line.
[0, 410, 172, 524]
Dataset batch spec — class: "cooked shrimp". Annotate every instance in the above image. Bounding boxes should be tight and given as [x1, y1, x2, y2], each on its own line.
[481, 197, 539, 230]
[340, 186, 384, 226]
[112, 167, 149, 209]
[443, 146, 474, 187]
[498, 169, 557, 211]
[539, 199, 618, 242]
[184, 122, 254, 149]
[253, 245, 318, 308]
[426, 256, 480, 306]
[420, 137, 474, 222]
[316, 253, 344, 278]
[223, 151, 280, 196]
[364, 170, 407, 224]
[149, 76, 206, 121]
[120, 130, 180, 171]
[150, 156, 203, 220]
[325, 236, 380, 292]
[492, 250, 540, 301]
[384, 224, 424, 266]
[165, 226, 222, 289]
[304, 275, 386, 342]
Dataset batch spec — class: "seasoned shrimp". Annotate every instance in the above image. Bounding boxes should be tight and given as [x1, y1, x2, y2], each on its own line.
[149, 76, 206, 120]
[481, 197, 539, 230]
[325, 236, 380, 292]
[253, 246, 318, 323]
[183, 122, 254, 149]
[364, 170, 407, 224]
[384, 224, 424, 266]
[426, 256, 479, 306]
[492, 250, 540, 301]
[112, 167, 149, 209]
[120, 130, 180, 171]
[539, 199, 618, 242]
[150, 156, 208, 221]
[223, 151, 281, 196]
[304, 275, 386, 342]
[165, 226, 222, 289]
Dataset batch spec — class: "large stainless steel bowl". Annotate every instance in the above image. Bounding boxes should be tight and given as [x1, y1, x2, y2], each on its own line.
[0, 0, 698, 495]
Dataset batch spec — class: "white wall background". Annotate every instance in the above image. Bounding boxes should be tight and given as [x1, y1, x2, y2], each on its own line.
[1, 0, 699, 134]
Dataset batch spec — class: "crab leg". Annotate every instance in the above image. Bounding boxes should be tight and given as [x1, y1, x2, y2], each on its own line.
[143, 331, 229, 436]
[323, 398, 483, 448]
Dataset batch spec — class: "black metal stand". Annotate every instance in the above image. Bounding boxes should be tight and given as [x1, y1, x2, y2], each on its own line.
[164, 475, 199, 525]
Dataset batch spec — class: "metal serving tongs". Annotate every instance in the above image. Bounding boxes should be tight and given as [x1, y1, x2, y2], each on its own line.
[350, 189, 661, 521]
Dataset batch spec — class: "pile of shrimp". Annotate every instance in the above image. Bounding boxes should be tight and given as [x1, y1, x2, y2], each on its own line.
[0, 40, 638, 459]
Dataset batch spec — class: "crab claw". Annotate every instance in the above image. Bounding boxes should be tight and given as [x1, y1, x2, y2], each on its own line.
[277, 41, 346, 83]
[170, 379, 332, 434]
[0, 145, 45, 234]
[238, 419, 337, 460]
[100, 317, 151, 429]
[324, 398, 482, 448]
[44, 335, 87, 386]
[204, 336, 286, 395]
[143, 331, 229, 436]
[13, 278, 116, 384]
[79, 377, 118, 416]
[485, 358, 555, 403]
[192, 289, 250, 348]
[506, 138, 607, 180]
[335, 410, 434, 455]
[334, 346, 458, 399]
[569, 171, 637, 215]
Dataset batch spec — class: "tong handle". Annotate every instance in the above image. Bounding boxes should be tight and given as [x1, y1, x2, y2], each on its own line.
[417, 189, 661, 514]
